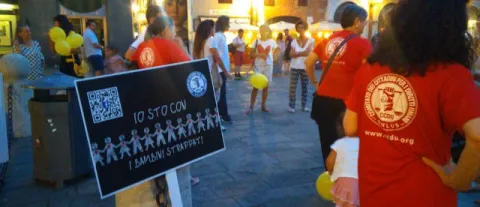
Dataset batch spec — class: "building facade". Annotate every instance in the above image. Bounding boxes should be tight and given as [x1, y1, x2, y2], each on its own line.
[192, 0, 329, 27]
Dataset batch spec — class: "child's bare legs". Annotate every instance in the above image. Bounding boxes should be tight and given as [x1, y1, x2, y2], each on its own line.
[246, 86, 269, 114]
[261, 86, 269, 112]
[246, 88, 259, 114]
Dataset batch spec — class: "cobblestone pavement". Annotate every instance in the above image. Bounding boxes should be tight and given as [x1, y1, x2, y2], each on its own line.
[0, 68, 479, 207]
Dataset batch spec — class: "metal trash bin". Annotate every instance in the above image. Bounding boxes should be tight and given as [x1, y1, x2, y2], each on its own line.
[22, 72, 91, 188]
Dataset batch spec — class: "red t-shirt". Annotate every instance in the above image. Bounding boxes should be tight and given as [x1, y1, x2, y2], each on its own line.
[131, 37, 190, 69]
[346, 63, 480, 207]
[314, 30, 372, 100]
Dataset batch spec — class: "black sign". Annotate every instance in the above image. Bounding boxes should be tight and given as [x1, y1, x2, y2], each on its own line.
[75, 60, 225, 198]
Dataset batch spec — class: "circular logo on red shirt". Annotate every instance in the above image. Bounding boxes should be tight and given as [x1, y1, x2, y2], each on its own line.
[364, 74, 418, 131]
[325, 37, 347, 59]
[140, 47, 155, 68]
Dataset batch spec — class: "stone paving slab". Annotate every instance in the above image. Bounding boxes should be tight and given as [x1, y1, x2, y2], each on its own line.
[0, 70, 479, 207]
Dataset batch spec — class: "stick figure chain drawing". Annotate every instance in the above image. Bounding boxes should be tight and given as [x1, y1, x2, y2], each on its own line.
[103, 137, 118, 164]
[177, 118, 187, 139]
[196, 112, 206, 132]
[91, 143, 105, 166]
[154, 123, 167, 147]
[214, 108, 221, 127]
[143, 127, 155, 150]
[205, 108, 215, 130]
[186, 113, 196, 136]
[165, 120, 178, 143]
[130, 129, 144, 155]
[116, 134, 131, 159]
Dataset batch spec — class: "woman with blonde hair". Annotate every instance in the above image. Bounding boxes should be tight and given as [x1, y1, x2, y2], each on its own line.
[246, 24, 280, 114]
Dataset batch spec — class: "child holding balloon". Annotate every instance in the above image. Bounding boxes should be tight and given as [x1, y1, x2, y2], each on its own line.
[245, 24, 280, 114]
[325, 136, 360, 207]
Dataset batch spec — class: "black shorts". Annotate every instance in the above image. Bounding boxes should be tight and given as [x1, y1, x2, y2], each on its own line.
[88, 55, 104, 71]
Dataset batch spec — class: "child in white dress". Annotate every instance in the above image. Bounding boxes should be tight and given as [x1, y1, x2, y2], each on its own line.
[325, 137, 359, 207]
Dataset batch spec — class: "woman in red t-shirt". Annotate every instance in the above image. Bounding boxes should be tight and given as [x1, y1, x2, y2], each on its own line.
[343, 1, 480, 206]
[305, 4, 371, 166]
[126, 16, 193, 207]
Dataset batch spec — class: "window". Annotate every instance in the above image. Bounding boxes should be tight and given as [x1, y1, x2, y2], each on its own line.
[298, 0, 308, 6]
[265, 0, 275, 6]
[218, 0, 232, 3]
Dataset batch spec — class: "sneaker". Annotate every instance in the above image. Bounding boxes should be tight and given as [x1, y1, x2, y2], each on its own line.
[288, 107, 295, 113]
[303, 107, 311, 112]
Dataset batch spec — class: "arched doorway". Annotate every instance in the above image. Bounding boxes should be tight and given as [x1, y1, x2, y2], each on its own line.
[334, 2, 355, 23]
[378, 3, 396, 30]
[265, 16, 302, 25]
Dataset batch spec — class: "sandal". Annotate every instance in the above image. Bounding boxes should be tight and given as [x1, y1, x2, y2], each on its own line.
[261, 107, 270, 113]
[191, 177, 200, 186]
[245, 108, 253, 115]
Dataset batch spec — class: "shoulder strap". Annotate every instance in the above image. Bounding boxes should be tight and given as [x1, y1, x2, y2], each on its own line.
[318, 34, 356, 86]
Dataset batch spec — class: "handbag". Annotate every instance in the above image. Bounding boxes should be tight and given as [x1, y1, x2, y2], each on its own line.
[310, 34, 356, 128]
[72, 54, 90, 77]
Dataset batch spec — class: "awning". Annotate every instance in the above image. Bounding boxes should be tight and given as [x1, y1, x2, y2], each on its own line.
[229, 23, 258, 31]
[268, 21, 295, 31]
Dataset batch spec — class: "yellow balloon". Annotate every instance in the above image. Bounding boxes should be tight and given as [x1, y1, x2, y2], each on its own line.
[316, 171, 334, 201]
[49, 27, 66, 43]
[55, 41, 71, 56]
[249, 73, 269, 89]
[66, 33, 84, 48]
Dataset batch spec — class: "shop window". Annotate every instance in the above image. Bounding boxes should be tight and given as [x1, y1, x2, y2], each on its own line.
[265, 0, 275, 6]
[218, 0, 232, 4]
[298, 0, 308, 6]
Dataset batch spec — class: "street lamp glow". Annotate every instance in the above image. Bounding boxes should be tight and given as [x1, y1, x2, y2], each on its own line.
[305, 31, 311, 38]
[131, 3, 140, 13]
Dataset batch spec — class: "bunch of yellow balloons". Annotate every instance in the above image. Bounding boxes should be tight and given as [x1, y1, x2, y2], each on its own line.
[49, 27, 84, 56]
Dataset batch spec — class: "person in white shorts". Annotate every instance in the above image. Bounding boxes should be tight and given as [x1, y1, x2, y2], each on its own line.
[245, 24, 280, 114]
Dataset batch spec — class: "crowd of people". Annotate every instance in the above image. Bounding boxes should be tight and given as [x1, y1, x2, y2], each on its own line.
[10, 0, 480, 206]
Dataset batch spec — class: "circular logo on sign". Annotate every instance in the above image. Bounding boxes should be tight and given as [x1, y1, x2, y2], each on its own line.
[187, 72, 208, 98]
[325, 37, 347, 59]
[364, 74, 418, 131]
[140, 47, 155, 68]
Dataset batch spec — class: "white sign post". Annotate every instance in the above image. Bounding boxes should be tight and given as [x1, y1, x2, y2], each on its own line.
[0, 74, 9, 164]
[166, 170, 183, 207]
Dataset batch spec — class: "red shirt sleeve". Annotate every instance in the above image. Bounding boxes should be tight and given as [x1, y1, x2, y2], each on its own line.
[440, 65, 480, 132]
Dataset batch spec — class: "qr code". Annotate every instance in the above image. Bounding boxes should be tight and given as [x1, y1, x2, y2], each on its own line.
[87, 87, 123, 124]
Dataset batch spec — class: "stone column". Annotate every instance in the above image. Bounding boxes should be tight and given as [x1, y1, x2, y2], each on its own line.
[18, 0, 59, 66]
[105, 0, 134, 55]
